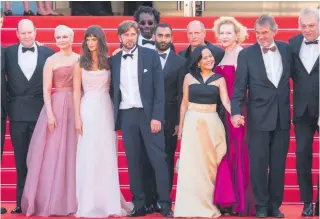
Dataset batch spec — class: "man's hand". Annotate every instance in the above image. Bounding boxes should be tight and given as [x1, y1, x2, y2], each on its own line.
[231, 114, 245, 128]
[151, 120, 161, 133]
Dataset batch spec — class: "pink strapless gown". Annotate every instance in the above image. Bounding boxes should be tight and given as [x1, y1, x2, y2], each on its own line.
[21, 66, 77, 216]
[214, 65, 255, 216]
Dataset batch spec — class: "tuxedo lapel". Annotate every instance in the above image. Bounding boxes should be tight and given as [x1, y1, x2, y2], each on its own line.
[253, 43, 275, 88]
[162, 51, 174, 77]
[137, 46, 143, 89]
[275, 41, 287, 84]
[114, 52, 122, 92]
[28, 44, 42, 84]
[292, 34, 310, 74]
[310, 55, 319, 74]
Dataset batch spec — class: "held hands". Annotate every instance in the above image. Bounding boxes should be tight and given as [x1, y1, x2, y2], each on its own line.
[47, 116, 56, 132]
[75, 117, 83, 136]
[231, 114, 245, 128]
[151, 120, 161, 133]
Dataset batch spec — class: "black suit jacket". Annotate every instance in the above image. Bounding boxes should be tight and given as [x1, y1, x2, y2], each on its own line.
[231, 41, 293, 131]
[289, 34, 319, 119]
[162, 50, 186, 127]
[1, 45, 8, 119]
[5, 43, 54, 122]
[178, 41, 225, 69]
[110, 46, 165, 130]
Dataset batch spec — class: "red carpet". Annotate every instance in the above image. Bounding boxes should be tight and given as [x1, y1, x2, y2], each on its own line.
[1, 16, 319, 205]
[0, 203, 312, 219]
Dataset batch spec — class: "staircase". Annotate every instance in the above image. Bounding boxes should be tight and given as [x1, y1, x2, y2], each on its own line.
[1, 16, 318, 204]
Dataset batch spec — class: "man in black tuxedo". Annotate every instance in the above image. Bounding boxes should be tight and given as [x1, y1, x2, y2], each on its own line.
[288, 7, 319, 217]
[154, 22, 186, 195]
[231, 15, 293, 218]
[110, 20, 173, 218]
[179, 20, 224, 68]
[5, 19, 54, 214]
[0, 10, 8, 215]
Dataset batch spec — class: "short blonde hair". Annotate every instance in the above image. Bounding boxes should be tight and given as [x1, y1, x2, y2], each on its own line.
[213, 16, 248, 44]
[54, 25, 74, 39]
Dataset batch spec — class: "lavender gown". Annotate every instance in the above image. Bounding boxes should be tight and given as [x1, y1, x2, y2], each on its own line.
[214, 65, 255, 216]
[21, 66, 77, 216]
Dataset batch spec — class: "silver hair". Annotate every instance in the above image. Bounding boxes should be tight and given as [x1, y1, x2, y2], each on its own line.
[54, 25, 74, 39]
[187, 20, 205, 32]
[299, 7, 320, 26]
[255, 14, 278, 32]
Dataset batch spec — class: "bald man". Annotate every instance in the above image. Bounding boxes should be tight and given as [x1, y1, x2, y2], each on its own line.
[179, 20, 224, 68]
[4, 19, 54, 214]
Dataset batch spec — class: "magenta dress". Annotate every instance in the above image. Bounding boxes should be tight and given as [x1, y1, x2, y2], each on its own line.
[21, 66, 77, 216]
[214, 65, 255, 216]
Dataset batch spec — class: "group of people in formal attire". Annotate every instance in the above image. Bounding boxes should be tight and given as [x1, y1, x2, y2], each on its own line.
[0, 5, 319, 218]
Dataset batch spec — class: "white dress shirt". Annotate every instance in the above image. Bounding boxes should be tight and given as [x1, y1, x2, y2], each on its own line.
[299, 36, 320, 74]
[18, 43, 38, 81]
[119, 46, 143, 109]
[138, 35, 156, 50]
[261, 41, 283, 88]
[158, 48, 170, 69]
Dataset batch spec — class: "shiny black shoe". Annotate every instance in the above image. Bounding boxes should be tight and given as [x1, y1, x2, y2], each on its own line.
[144, 204, 155, 214]
[127, 208, 146, 217]
[1, 207, 7, 214]
[11, 206, 22, 214]
[153, 201, 162, 213]
[302, 202, 313, 217]
[256, 210, 267, 218]
[267, 208, 284, 218]
[161, 209, 174, 218]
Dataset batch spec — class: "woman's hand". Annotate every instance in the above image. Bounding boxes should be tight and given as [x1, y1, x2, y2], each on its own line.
[177, 126, 183, 140]
[47, 116, 56, 132]
[75, 117, 83, 136]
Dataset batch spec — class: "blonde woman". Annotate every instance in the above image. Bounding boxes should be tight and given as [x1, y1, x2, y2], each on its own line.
[213, 16, 255, 216]
[21, 25, 79, 216]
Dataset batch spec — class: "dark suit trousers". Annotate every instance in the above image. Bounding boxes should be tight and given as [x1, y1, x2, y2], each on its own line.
[142, 115, 177, 205]
[247, 119, 290, 209]
[120, 108, 171, 210]
[10, 121, 36, 206]
[294, 108, 319, 202]
[1, 117, 6, 158]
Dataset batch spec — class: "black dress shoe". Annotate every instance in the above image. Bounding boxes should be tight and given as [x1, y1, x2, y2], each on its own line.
[256, 210, 267, 218]
[144, 204, 155, 214]
[302, 202, 313, 217]
[154, 201, 162, 213]
[127, 208, 146, 217]
[1, 207, 7, 214]
[315, 201, 319, 216]
[161, 209, 174, 218]
[11, 206, 22, 214]
[268, 208, 284, 218]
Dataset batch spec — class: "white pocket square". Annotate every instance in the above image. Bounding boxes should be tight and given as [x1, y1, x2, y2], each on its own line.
[144, 69, 148, 73]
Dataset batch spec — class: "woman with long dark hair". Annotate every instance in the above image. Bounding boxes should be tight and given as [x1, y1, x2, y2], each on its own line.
[73, 25, 132, 218]
[174, 46, 240, 218]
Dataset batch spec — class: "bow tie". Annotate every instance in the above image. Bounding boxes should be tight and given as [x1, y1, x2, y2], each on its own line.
[122, 53, 133, 59]
[305, 40, 318, 45]
[262, 46, 276, 54]
[22, 47, 35, 53]
[158, 53, 167, 59]
[142, 39, 155, 46]
[122, 46, 137, 59]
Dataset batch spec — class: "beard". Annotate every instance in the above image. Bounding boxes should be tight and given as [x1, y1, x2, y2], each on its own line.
[155, 41, 171, 51]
